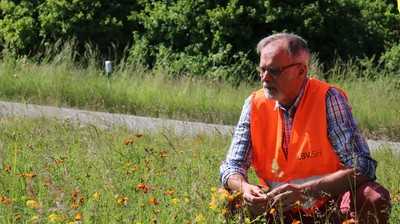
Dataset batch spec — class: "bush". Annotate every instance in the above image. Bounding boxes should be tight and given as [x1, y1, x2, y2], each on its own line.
[380, 43, 400, 75]
[0, 0, 399, 83]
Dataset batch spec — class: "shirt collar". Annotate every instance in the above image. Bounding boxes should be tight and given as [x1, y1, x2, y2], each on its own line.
[274, 78, 309, 115]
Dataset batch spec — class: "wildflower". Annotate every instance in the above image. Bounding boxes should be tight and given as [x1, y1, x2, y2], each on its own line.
[4, 164, 11, 173]
[269, 208, 277, 216]
[116, 196, 128, 206]
[184, 197, 190, 203]
[14, 213, 22, 221]
[342, 218, 357, 224]
[74, 212, 82, 221]
[136, 183, 150, 193]
[217, 188, 229, 201]
[48, 213, 64, 222]
[123, 138, 134, 145]
[148, 197, 159, 205]
[194, 214, 205, 223]
[54, 158, 65, 165]
[26, 199, 40, 209]
[291, 219, 301, 224]
[17, 172, 37, 178]
[208, 198, 218, 210]
[210, 187, 217, 193]
[92, 192, 101, 201]
[0, 195, 12, 205]
[159, 150, 168, 158]
[164, 189, 175, 196]
[171, 198, 180, 205]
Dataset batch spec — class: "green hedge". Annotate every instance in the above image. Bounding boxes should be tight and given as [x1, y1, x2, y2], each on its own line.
[0, 0, 399, 83]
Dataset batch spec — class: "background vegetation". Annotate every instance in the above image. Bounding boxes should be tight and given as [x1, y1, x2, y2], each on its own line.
[0, 50, 399, 141]
[0, 0, 399, 84]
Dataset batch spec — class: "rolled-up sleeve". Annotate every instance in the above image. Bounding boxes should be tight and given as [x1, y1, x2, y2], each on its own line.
[326, 88, 377, 180]
[220, 96, 253, 187]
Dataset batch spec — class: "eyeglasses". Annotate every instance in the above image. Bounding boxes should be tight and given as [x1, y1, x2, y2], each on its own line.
[257, 63, 303, 77]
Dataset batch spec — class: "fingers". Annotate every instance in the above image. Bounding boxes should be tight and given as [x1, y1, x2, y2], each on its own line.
[270, 190, 293, 208]
[243, 185, 268, 205]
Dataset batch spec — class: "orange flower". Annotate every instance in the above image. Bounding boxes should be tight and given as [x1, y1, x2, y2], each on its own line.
[136, 183, 150, 193]
[17, 172, 37, 178]
[291, 219, 301, 224]
[164, 189, 175, 196]
[4, 165, 11, 173]
[148, 197, 159, 205]
[269, 208, 277, 216]
[342, 218, 357, 224]
[0, 196, 12, 205]
[74, 212, 82, 221]
[159, 150, 168, 158]
[124, 138, 134, 145]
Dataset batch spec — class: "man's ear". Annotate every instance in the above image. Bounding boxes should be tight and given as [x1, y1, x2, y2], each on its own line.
[299, 65, 308, 77]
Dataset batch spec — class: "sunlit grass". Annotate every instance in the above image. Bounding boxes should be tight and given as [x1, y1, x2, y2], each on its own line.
[0, 118, 398, 223]
[0, 56, 399, 140]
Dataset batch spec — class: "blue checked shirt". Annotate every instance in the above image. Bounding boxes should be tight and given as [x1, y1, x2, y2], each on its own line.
[220, 84, 377, 187]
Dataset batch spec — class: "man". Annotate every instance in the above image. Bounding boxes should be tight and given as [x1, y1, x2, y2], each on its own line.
[220, 33, 391, 223]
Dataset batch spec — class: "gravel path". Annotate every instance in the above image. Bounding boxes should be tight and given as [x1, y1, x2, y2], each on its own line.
[0, 101, 399, 152]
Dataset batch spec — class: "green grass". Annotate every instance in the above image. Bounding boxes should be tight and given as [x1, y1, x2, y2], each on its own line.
[0, 56, 399, 140]
[0, 118, 398, 223]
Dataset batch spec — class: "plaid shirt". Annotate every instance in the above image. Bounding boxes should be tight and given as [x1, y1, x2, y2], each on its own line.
[220, 80, 377, 187]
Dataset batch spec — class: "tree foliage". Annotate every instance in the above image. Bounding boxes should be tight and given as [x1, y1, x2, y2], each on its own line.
[0, 0, 398, 83]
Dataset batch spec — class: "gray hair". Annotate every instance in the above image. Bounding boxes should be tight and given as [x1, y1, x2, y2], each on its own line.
[256, 33, 310, 64]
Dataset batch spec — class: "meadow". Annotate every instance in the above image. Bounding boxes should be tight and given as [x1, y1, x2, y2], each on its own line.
[0, 55, 399, 141]
[0, 117, 398, 223]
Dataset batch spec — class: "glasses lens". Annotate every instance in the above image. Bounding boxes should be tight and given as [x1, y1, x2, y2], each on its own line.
[267, 67, 280, 77]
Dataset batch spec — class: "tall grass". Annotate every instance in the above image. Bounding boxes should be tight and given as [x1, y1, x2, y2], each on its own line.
[0, 118, 398, 223]
[0, 47, 399, 139]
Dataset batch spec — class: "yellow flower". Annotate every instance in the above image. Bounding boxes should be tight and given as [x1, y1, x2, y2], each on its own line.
[48, 213, 64, 222]
[116, 196, 128, 206]
[26, 199, 40, 209]
[194, 214, 205, 223]
[208, 197, 218, 210]
[184, 197, 190, 203]
[171, 198, 180, 205]
[92, 192, 101, 201]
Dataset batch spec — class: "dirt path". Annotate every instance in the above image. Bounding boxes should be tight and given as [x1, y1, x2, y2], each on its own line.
[0, 101, 399, 152]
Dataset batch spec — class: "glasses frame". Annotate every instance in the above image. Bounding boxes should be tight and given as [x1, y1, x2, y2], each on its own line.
[258, 62, 303, 78]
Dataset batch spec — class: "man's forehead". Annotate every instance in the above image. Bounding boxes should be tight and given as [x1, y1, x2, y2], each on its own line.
[260, 40, 289, 62]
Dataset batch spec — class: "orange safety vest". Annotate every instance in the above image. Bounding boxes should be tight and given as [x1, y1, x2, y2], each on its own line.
[250, 78, 344, 211]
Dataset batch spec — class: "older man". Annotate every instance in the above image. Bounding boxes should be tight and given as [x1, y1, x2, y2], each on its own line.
[220, 33, 391, 223]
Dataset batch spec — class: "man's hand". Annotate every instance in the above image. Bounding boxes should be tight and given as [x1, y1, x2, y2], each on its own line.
[266, 184, 306, 212]
[242, 182, 268, 205]
[227, 174, 269, 216]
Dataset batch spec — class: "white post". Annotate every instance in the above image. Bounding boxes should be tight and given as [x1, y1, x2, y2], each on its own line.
[104, 60, 112, 77]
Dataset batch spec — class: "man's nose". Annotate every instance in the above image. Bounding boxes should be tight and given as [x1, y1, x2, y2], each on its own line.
[260, 71, 273, 82]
